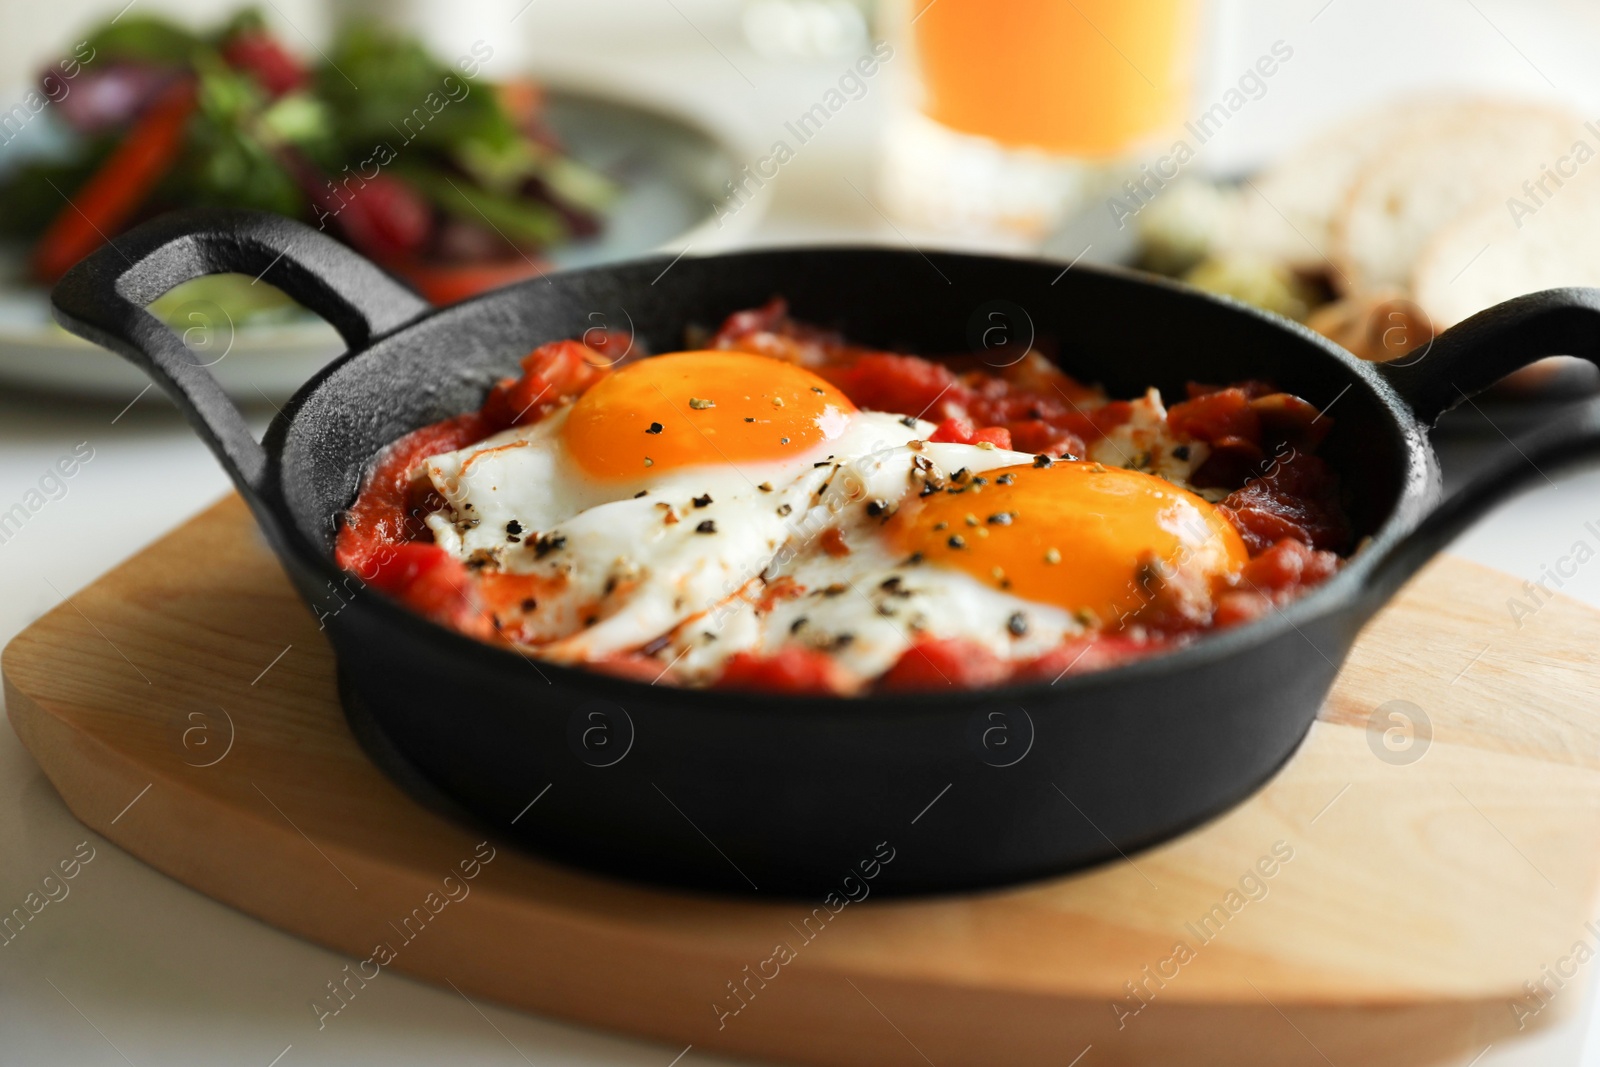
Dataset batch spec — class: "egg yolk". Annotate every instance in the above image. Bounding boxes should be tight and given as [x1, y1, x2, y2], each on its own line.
[891, 462, 1248, 623]
[562, 351, 857, 479]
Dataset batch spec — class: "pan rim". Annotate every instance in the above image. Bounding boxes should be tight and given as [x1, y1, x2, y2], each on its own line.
[263, 244, 1439, 713]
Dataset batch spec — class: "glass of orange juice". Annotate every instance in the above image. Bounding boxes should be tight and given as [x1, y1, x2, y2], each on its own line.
[879, 0, 1201, 242]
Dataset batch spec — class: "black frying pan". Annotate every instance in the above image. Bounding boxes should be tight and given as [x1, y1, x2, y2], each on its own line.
[50, 209, 1599, 897]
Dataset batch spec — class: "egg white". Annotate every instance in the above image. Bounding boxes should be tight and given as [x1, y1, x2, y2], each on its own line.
[413, 388, 1215, 687]
[638, 439, 1077, 685]
[417, 404, 932, 657]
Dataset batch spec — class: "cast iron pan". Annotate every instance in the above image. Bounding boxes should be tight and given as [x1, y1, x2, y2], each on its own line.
[50, 210, 1600, 898]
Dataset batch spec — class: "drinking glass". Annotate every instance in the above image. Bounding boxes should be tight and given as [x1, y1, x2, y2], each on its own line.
[879, 0, 1201, 242]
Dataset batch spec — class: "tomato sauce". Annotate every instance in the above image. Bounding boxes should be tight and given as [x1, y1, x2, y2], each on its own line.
[337, 301, 1349, 692]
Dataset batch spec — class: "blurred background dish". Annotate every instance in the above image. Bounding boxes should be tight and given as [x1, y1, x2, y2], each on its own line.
[0, 10, 765, 400]
[1126, 95, 1600, 406]
[878, 0, 1202, 243]
[0, 85, 762, 399]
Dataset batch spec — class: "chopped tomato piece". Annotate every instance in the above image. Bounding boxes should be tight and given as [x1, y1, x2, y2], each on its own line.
[999, 350, 1101, 406]
[708, 300, 1127, 456]
[1187, 379, 1276, 401]
[1251, 392, 1331, 453]
[876, 638, 1008, 692]
[365, 543, 492, 639]
[579, 328, 633, 365]
[711, 297, 789, 346]
[1214, 538, 1341, 627]
[1015, 633, 1164, 681]
[928, 416, 975, 443]
[336, 412, 487, 573]
[1054, 399, 1133, 448]
[1169, 387, 1273, 486]
[1189, 440, 1267, 488]
[926, 418, 1012, 450]
[825, 353, 964, 423]
[710, 297, 884, 369]
[1220, 452, 1348, 554]
[1168, 387, 1261, 447]
[717, 648, 850, 695]
[971, 426, 1012, 450]
[1212, 590, 1273, 628]
[1005, 419, 1084, 456]
[1239, 537, 1341, 592]
[481, 339, 615, 430]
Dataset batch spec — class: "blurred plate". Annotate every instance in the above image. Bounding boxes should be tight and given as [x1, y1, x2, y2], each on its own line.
[1040, 190, 1600, 431]
[0, 85, 766, 403]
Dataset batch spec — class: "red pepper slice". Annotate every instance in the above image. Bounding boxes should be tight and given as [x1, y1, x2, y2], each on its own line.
[34, 78, 197, 284]
[391, 258, 549, 306]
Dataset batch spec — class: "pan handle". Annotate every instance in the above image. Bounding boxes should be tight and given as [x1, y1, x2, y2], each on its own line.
[1377, 287, 1600, 426]
[1359, 401, 1600, 612]
[51, 209, 429, 496]
[1361, 288, 1600, 609]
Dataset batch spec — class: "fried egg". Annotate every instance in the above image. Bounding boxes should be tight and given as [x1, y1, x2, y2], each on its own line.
[419, 352, 925, 654]
[414, 350, 1247, 688]
[649, 445, 1246, 685]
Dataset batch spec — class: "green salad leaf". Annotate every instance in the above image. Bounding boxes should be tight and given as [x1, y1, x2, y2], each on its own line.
[259, 92, 330, 147]
[456, 138, 619, 213]
[162, 60, 305, 215]
[1, 6, 620, 290]
[82, 14, 205, 66]
[400, 166, 566, 246]
[316, 23, 514, 158]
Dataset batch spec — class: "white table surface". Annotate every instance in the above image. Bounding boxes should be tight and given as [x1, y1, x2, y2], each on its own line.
[8, 1, 1600, 1063]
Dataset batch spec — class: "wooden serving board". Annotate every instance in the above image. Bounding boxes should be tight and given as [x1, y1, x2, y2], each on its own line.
[9, 495, 1600, 1067]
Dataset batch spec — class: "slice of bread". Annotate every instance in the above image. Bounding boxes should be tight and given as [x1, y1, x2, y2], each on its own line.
[1305, 290, 1434, 362]
[1415, 162, 1600, 328]
[1222, 98, 1500, 273]
[1334, 100, 1586, 293]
